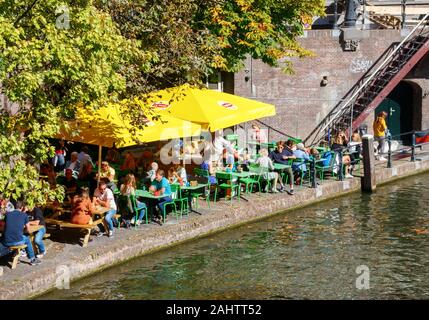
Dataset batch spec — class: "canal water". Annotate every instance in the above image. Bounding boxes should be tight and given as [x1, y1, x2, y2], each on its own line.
[40, 173, 429, 299]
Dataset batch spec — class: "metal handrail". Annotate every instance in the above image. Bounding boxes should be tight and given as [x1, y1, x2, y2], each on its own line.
[306, 12, 429, 145]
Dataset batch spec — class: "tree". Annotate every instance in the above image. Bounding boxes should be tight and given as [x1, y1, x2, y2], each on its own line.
[200, 0, 326, 72]
[0, 0, 146, 206]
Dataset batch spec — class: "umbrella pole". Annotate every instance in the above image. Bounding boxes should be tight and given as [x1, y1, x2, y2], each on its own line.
[97, 144, 102, 188]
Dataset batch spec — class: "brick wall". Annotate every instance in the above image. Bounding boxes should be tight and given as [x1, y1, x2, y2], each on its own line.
[233, 29, 429, 143]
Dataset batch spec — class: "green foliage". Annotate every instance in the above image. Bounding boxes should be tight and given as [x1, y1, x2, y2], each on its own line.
[200, 0, 326, 72]
[0, 0, 144, 205]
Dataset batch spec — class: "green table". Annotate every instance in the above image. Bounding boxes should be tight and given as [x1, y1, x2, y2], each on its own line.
[273, 163, 291, 170]
[216, 171, 257, 179]
[315, 147, 329, 153]
[179, 184, 207, 191]
[172, 184, 207, 214]
[135, 190, 166, 199]
[135, 189, 171, 222]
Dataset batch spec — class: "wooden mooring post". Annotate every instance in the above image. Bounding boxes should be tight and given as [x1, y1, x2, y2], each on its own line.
[361, 135, 376, 192]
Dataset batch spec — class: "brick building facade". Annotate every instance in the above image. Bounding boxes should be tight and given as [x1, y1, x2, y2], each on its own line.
[231, 29, 429, 144]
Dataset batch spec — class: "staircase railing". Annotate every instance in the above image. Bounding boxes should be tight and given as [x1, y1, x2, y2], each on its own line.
[304, 12, 429, 146]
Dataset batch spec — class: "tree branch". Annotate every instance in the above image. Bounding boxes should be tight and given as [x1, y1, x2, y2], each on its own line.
[14, 0, 40, 27]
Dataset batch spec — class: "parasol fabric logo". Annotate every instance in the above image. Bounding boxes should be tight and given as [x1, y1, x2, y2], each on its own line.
[218, 101, 238, 110]
[151, 101, 171, 110]
[143, 118, 155, 127]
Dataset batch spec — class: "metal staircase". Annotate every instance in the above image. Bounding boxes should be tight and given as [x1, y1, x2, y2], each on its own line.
[304, 13, 429, 146]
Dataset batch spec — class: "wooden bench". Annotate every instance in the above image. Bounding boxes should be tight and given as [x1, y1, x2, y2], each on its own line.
[8, 244, 27, 269]
[45, 218, 104, 247]
[45, 214, 121, 247]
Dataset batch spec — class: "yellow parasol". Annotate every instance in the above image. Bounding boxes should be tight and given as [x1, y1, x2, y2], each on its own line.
[145, 84, 276, 132]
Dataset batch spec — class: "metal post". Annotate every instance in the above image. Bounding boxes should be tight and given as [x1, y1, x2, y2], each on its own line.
[411, 132, 416, 162]
[344, 0, 358, 28]
[338, 150, 344, 181]
[349, 103, 354, 142]
[334, 0, 339, 30]
[362, 135, 376, 192]
[310, 157, 317, 188]
[401, 0, 407, 30]
[387, 134, 392, 168]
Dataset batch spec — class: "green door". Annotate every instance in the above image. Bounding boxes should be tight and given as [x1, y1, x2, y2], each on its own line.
[375, 98, 401, 139]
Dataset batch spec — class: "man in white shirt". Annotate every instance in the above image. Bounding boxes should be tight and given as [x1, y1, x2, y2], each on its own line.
[213, 130, 235, 167]
[93, 180, 117, 237]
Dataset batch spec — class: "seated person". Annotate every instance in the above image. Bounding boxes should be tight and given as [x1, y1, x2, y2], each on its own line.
[0, 199, 41, 265]
[71, 187, 95, 225]
[78, 159, 93, 181]
[26, 206, 47, 259]
[255, 148, 279, 193]
[319, 151, 334, 167]
[149, 170, 172, 223]
[65, 151, 81, 178]
[269, 141, 295, 194]
[309, 148, 320, 160]
[167, 168, 178, 184]
[58, 169, 78, 195]
[96, 161, 117, 191]
[348, 131, 363, 169]
[173, 164, 187, 185]
[222, 149, 235, 171]
[93, 179, 117, 237]
[293, 143, 311, 184]
[293, 143, 310, 171]
[40, 163, 57, 187]
[120, 152, 137, 171]
[147, 162, 158, 182]
[331, 133, 353, 179]
[200, 160, 217, 185]
[120, 174, 146, 226]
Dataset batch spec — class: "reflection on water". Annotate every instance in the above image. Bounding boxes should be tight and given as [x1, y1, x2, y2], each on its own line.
[40, 174, 429, 300]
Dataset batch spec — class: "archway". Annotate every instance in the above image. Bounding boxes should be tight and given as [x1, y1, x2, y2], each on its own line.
[375, 81, 422, 144]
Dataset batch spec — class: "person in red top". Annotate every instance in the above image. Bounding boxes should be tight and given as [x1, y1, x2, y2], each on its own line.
[71, 188, 94, 225]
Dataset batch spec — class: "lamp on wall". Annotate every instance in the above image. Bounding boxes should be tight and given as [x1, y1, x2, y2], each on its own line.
[320, 76, 328, 87]
[244, 69, 250, 82]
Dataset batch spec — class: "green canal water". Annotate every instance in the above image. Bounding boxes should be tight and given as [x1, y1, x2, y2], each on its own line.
[40, 174, 429, 299]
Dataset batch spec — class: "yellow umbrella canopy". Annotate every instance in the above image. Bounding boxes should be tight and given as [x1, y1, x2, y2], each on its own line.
[146, 84, 276, 131]
[58, 103, 202, 148]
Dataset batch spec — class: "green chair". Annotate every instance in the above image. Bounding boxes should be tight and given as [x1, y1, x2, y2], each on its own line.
[130, 194, 148, 225]
[215, 172, 240, 204]
[171, 184, 188, 217]
[315, 151, 337, 181]
[241, 166, 262, 195]
[167, 185, 181, 220]
[193, 168, 217, 208]
[249, 163, 272, 193]
[117, 194, 145, 228]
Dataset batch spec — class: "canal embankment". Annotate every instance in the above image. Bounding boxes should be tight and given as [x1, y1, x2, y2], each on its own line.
[1, 154, 429, 300]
